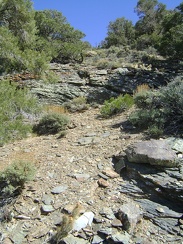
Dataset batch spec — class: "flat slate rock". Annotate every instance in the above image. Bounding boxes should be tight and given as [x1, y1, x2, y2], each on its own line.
[125, 139, 178, 167]
[51, 185, 68, 194]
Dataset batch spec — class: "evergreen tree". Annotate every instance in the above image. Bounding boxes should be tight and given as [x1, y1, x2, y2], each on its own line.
[0, 0, 49, 74]
[101, 17, 135, 48]
[159, 3, 183, 59]
[134, 0, 167, 49]
[35, 10, 86, 63]
[0, 0, 37, 50]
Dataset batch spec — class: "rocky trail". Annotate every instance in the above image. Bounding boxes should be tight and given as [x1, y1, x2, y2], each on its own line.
[0, 107, 183, 244]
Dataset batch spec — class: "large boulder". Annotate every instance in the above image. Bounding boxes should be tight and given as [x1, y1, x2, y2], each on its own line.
[125, 139, 182, 167]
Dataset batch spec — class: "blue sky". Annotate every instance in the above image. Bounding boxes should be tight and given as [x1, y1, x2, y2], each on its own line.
[32, 0, 182, 47]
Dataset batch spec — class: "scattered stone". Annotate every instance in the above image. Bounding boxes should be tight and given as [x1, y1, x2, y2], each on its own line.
[102, 167, 119, 178]
[42, 194, 54, 205]
[118, 202, 143, 233]
[113, 158, 126, 174]
[98, 227, 113, 236]
[96, 70, 107, 75]
[30, 223, 49, 238]
[1, 62, 183, 244]
[73, 173, 90, 182]
[92, 234, 104, 244]
[97, 178, 109, 188]
[156, 207, 165, 213]
[99, 207, 115, 220]
[116, 68, 129, 75]
[108, 230, 131, 244]
[41, 204, 55, 213]
[111, 218, 123, 228]
[85, 132, 97, 137]
[101, 131, 110, 137]
[167, 138, 183, 153]
[98, 172, 109, 180]
[62, 234, 89, 244]
[9, 223, 29, 244]
[52, 144, 58, 148]
[51, 185, 68, 194]
[77, 137, 93, 145]
[97, 163, 104, 170]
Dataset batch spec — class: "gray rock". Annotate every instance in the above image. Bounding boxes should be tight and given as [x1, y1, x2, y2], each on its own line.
[113, 158, 126, 174]
[92, 234, 104, 244]
[136, 199, 182, 235]
[98, 227, 113, 236]
[96, 70, 108, 75]
[9, 222, 29, 244]
[51, 185, 68, 194]
[99, 207, 115, 220]
[123, 160, 183, 202]
[109, 231, 131, 244]
[101, 131, 110, 138]
[125, 139, 178, 167]
[112, 218, 123, 227]
[136, 199, 182, 219]
[77, 137, 93, 145]
[166, 138, 183, 153]
[98, 172, 109, 180]
[73, 173, 90, 182]
[119, 182, 144, 197]
[62, 234, 89, 244]
[41, 204, 55, 213]
[118, 202, 143, 233]
[23, 61, 177, 106]
[42, 194, 54, 205]
[116, 67, 129, 75]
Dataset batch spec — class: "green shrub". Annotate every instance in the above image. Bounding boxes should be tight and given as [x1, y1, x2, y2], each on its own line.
[100, 94, 134, 118]
[33, 113, 70, 135]
[96, 59, 110, 69]
[0, 160, 36, 196]
[95, 58, 121, 69]
[0, 81, 41, 145]
[129, 78, 183, 137]
[147, 125, 164, 138]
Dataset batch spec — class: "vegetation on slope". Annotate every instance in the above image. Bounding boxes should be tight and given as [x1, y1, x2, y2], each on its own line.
[0, 0, 182, 144]
[0, 80, 41, 145]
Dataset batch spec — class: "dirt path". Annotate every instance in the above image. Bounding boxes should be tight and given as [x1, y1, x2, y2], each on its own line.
[0, 108, 170, 243]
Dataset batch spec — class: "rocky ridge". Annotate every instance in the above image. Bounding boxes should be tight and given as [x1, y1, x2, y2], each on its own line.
[0, 55, 183, 243]
[23, 58, 183, 105]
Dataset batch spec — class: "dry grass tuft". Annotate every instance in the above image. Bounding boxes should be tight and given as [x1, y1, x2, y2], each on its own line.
[133, 84, 150, 96]
[43, 104, 68, 114]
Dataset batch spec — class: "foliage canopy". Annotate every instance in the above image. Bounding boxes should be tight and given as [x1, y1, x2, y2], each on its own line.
[0, 0, 87, 75]
[101, 0, 183, 60]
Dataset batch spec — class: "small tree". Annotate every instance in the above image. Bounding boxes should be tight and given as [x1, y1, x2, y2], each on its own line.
[35, 10, 86, 64]
[0, 0, 37, 50]
[0, 0, 49, 74]
[101, 17, 135, 48]
[134, 0, 167, 49]
[159, 3, 183, 60]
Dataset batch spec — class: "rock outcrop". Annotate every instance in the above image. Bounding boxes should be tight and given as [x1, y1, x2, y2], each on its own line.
[114, 138, 183, 239]
[125, 138, 182, 167]
[24, 61, 183, 105]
